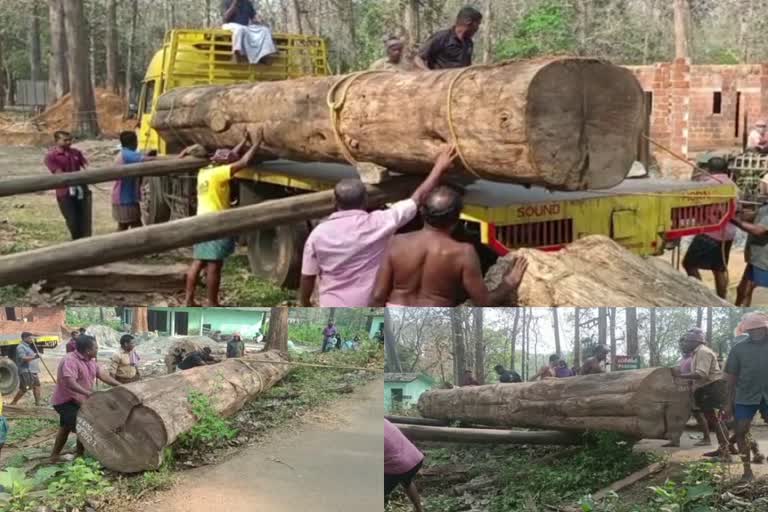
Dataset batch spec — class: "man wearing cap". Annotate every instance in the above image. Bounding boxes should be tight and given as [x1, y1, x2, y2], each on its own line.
[725, 312, 768, 481]
[683, 157, 737, 299]
[747, 120, 768, 154]
[370, 37, 414, 72]
[10, 332, 42, 407]
[671, 328, 730, 455]
[183, 132, 262, 307]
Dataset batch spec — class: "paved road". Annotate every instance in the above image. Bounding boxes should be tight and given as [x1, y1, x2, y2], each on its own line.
[143, 378, 384, 512]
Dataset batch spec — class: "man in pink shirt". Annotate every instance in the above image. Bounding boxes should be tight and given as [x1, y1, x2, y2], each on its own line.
[299, 147, 458, 307]
[50, 335, 121, 463]
[384, 419, 425, 511]
[682, 157, 737, 299]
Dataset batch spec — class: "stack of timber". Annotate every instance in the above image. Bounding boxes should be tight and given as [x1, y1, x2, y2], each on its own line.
[417, 368, 691, 441]
[77, 350, 290, 473]
[152, 58, 645, 191]
[484, 236, 731, 306]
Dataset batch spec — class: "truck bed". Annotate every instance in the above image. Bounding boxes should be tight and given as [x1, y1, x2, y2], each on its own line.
[248, 160, 731, 208]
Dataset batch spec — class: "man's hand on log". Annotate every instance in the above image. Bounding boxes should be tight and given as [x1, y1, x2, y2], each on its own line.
[503, 256, 528, 290]
[433, 144, 459, 175]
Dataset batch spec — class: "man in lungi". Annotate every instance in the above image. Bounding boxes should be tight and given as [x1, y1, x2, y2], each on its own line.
[221, 0, 277, 64]
[183, 132, 262, 306]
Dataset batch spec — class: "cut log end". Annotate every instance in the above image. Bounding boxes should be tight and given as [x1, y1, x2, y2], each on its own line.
[526, 60, 644, 190]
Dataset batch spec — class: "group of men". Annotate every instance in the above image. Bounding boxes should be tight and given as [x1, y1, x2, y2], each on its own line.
[320, 322, 361, 352]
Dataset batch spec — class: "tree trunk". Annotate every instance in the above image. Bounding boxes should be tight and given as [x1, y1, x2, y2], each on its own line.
[63, 0, 100, 137]
[626, 307, 638, 356]
[105, 0, 119, 94]
[551, 307, 561, 355]
[403, 0, 420, 49]
[696, 307, 703, 327]
[88, 0, 96, 88]
[451, 309, 466, 385]
[649, 308, 658, 366]
[418, 368, 692, 441]
[328, 308, 336, 323]
[205, 0, 211, 27]
[598, 307, 607, 347]
[609, 308, 616, 365]
[288, 0, 303, 33]
[520, 308, 527, 379]
[673, 0, 690, 60]
[99, 307, 104, 323]
[48, 0, 70, 103]
[152, 59, 645, 191]
[396, 424, 581, 445]
[384, 308, 402, 373]
[574, 307, 581, 368]
[484, 236, 730, 306]
[705, 307, 712, 344]
[482, 0, 493, 64]
[30, 0, 42, 105]
[125, 0, 139, 102]
[263, 307, 289, 352]
[0, 37, 5, 111]
[473, 308, 484, 384]
[509, 308, 519, 370]
[131, 306, 148, 332]
[78, 351, 290, 472]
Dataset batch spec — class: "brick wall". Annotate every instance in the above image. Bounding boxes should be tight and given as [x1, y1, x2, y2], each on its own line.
[625, 61, 768, 176]
[0, 307, 66, 335]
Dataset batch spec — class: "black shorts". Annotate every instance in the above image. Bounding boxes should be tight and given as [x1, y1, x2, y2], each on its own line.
[384, 460, 423, 501]
[19, 372, 40, 391]
[694, 380, 727, 413]
[683, 235, 732, 272]
[53, 401, 80, 430]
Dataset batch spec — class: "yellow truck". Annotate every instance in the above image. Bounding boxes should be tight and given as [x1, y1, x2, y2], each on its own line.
[137, 29, 738, 288]
[0, 333, 59, 394]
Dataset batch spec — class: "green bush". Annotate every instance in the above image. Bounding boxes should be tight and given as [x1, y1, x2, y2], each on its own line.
[46, 458, 112, 510]
[177, 391, 239, 449]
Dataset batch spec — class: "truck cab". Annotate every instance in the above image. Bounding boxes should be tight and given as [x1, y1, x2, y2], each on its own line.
[138, 29, 738, 290]
[0, 334, 59, 394]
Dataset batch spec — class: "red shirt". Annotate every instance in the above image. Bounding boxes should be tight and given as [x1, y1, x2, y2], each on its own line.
[51, 351, 99, 405]
[44, 146, 88, 199]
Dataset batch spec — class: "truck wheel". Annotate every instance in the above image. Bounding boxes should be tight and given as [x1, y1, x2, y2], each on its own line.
[0, 358, 19, 395]
[141, 177, 171, 225]
[246, 223, 310, 289]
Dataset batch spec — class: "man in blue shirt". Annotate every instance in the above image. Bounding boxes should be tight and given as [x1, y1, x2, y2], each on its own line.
[112, 131, 156, 231]
[10, 332, 42, 407]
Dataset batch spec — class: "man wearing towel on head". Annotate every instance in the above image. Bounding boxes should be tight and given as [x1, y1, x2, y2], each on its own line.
[221, 0, 277, 64]
[369, 37, 415, 72]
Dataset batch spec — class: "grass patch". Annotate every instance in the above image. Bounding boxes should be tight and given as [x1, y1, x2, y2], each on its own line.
[5, 419, 57, 445]
[221, 255, 295, 306]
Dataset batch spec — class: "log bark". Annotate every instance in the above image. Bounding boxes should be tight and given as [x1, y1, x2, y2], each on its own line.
[0, 157, 207, 197]
[396, 424, 581, 445]
[0, 178, 419, 286]
[77, 350, 290, 473]
[484, 236, 730, 306]
[417, 368, 692, 441]
[151, 58, 645, 191]
[42, 263, 187, 293]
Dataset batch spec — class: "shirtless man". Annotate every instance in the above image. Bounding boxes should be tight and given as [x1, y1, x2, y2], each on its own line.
[580, 345, 609, 375]
[372, 186, 528, 306]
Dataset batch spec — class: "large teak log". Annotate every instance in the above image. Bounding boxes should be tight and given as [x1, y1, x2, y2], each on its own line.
[152, 59, 645, 191]
[484, 236, 731, 306]
[76, 350, 290, 472]
[417, 368, 691, 441]
[396, 424, 581, 445]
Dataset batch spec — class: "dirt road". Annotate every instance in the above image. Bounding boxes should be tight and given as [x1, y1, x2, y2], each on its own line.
[141, 378, 384, 512]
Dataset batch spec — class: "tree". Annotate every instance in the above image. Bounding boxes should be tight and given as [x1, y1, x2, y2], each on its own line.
[263, 307, 289, 352]
[673, 0, 691, 59]
[705, 307, 713, 344]
[598, 307, 608, 347]
[473, 308, 484, 384]
[63, 0, 100, 137]
[106, 0, 120, 94]
[403, 0, 420, 48]
[573, 307, 581, 368]
[328, 307, 336, 323]
[131, 307, 148, 333]
[551, 307, 561, 355]
[482, 0, 493, 64]
[696, 307, 703, 327]
[48, 0, 70, 103]
[626, 308, 639, 357]
[30, 0, 42, 100]
[648, 308, 659, 366]
[124, 0, 138, 101]
[384, 308, 402, 373]
[609, 308, 617, 364]
[450, 308, 466, 385]
[509, 308, 519, 370]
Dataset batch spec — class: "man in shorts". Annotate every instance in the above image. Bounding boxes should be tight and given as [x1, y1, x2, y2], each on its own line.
[10, 332, 42, 407]
[385, 419, 424, 511]
[725, 312, 768, 481]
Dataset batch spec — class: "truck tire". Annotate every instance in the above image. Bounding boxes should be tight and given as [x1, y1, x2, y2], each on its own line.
[0, 358, 19, 395]
[141, 177, 171, 225]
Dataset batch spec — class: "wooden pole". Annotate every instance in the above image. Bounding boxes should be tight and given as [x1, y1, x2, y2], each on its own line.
[0, 178, 419, 286]
[0, 157, 207, 197]
[395, 424, 581, 445]
[386, 415, 448, 427]
[30, 340, 56, 384]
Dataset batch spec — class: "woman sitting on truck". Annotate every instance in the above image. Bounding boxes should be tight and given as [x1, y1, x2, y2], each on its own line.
[221, 0, 277, 64]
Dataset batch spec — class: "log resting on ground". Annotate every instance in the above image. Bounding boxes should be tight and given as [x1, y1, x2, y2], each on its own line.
[484, 235, 731, 306]
[152, 58, 645, 191]
[417, 368, 692, 441]
[42, 263, 188, 293]
[77, 350, 290, 473]
[395, 424, 581, 445]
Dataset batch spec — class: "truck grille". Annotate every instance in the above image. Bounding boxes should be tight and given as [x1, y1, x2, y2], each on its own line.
[495, 219, 574, 248]
[670, 202, 731, 230]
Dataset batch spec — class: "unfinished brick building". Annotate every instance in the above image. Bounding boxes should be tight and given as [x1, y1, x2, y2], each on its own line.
[626, 59, 768, 176]
[0, 307, 66, 335]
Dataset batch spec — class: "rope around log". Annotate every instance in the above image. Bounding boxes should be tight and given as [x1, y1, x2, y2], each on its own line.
[236, 357, 381, 372]
[326, 70, 395, 166]
[447, 65, 487, 179]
